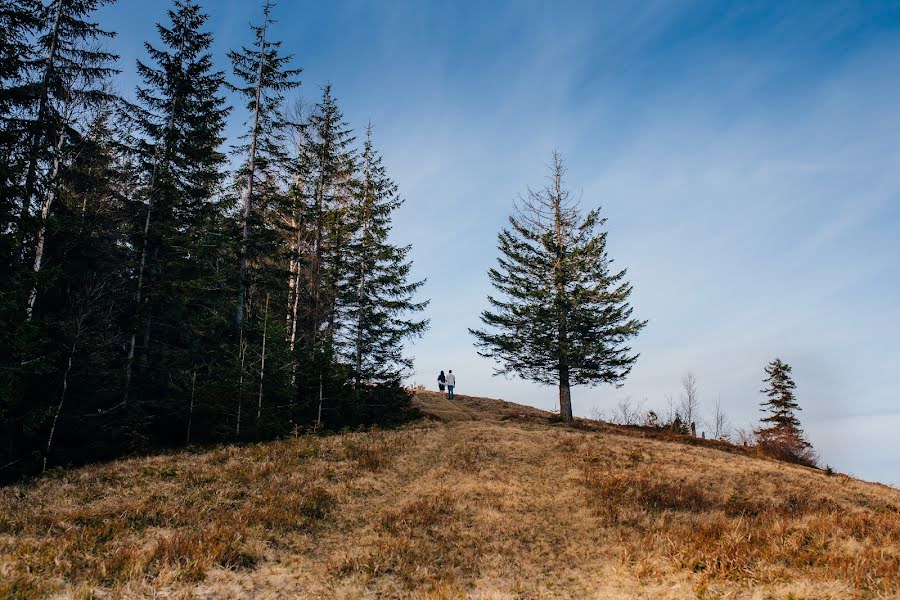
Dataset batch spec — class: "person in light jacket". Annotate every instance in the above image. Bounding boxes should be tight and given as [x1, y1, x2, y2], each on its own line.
[446, 370, 456, 399]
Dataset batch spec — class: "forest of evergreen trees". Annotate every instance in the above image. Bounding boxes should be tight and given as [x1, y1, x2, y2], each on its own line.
[0, 0, 429, 481]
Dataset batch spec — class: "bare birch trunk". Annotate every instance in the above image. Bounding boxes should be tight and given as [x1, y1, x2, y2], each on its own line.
[256, 293, 269, 423]
[17, 0, 63, 257]
[44, 318, 82, 472]
[236, 17, 268, 327]
[285, 215, 297, 335]
[26, 127, 66, 320]
[289, 259, 302, 355]
[287, 227, 303, 427]
[186, 369, 197, 445]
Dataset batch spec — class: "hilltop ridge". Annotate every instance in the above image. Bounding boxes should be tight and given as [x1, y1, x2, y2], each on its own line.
[1, 392, 898, 598]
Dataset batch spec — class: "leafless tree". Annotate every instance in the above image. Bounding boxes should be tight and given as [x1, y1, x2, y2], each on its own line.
[664, 393, 677, 424]
[706, 395, 731, 440]
[733, 426, 756, 447]
[612, 395, 646, 425]
[680, 371, 699, 436]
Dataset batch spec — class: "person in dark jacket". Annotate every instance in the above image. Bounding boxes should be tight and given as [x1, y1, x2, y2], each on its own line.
[437, 370, 446, 392]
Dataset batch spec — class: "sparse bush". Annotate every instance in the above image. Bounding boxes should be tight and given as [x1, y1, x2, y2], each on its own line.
[667, 412, 691, 435]
[756, 428, 818, 467]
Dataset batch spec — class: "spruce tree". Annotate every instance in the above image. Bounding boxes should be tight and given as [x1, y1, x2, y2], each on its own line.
[15, 0, 118, 262]
[756, 358, 815, 465]
[228, 0, 301, 327]
[292, 84, 356, 427]
[122, 0, 230, 438]
[228, 0, 300, 437]
[471, 152, 646, 423]
[34, 106, 129, 470]
[340, 124, 429, 389]
[0, 0, 40, 261]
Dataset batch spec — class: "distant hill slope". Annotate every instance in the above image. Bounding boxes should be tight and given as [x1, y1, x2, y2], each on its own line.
[1, 392, 898, 599]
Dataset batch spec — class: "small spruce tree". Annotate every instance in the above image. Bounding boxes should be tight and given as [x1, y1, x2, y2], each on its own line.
[756, 358, 816, 466]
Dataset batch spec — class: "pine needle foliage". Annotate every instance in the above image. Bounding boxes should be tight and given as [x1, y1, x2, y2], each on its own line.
[0, 0, 427, 480]
[756, 358, 816, 466]
[339, 124, 429, 386]
[228, 0, 301, 327]
[471, 152, 645, 422]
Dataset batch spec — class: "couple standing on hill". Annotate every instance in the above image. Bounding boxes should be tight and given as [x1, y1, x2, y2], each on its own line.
[437, 370, 456, 399]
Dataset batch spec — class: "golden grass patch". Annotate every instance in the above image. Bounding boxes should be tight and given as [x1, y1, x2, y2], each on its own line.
[0, 393, 897, 598]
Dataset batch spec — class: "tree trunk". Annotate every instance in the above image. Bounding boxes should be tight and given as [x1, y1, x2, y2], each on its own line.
[552, 157, 573, 424]
[256, 293, 269, 424]
[311, 151, 327, 342]
[288, 210, 303, 380]
[315, 373, 323, 431]
[354, 154, 371, 390]
[235, 16, 268, 327]
[17, 0, 63, 258]
[310, 150, 328, 431]
[186, 369, 197, 445]
[285, 215, 297, 335]
[44, 321, 81, 472]
[26, 127, 66, 320]
[559, 368, 573, 424]
[235, 325, 247, 438]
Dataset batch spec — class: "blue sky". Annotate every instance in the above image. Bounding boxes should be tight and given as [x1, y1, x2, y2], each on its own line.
[98, 1, 900, 486]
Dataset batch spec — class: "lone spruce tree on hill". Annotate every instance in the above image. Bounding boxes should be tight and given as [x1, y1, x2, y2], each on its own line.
[756, 358, 816, 466]
[471, 153, 646, 423]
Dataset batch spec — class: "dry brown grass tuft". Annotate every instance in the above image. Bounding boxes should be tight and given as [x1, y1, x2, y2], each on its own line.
[0, 392, 897, 598]
[574, 438, 900, 596]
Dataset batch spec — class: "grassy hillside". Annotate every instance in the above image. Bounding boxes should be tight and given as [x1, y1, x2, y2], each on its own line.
[1, 391, 898, 599]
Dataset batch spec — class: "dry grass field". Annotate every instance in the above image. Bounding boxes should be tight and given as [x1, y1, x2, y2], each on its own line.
[1, 391, 898, 599]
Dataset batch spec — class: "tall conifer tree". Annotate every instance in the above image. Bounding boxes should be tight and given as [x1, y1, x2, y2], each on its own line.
[228, 0, 300, 437]
[16, 0, 118, 262]
[471, 152, 645, 423]
[123, 0, 230, 432]
[340, 125, 428, 387]
[292, 84, 355, 427]
[229, 0, 301, 328]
